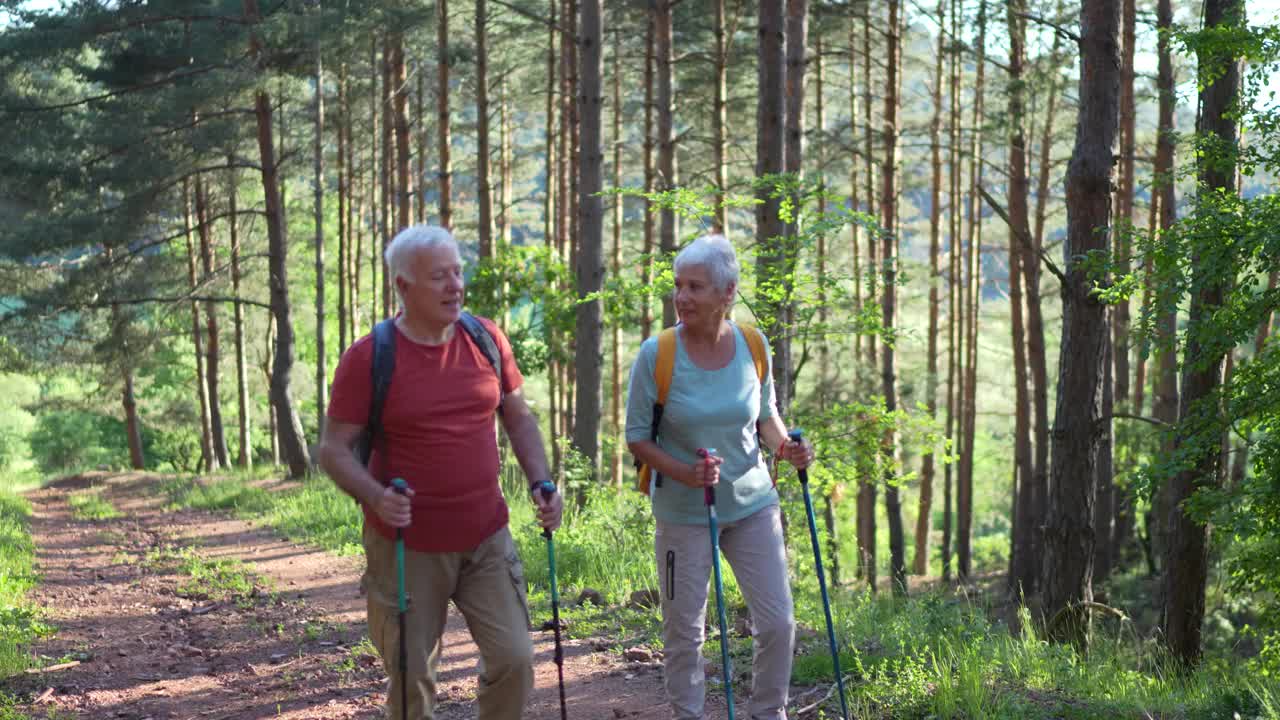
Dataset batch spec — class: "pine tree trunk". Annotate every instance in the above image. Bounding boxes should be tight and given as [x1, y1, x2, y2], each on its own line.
[957, 0, 988, 582]
[381, 36, 393, 317]
[856, 0, 878, 589]
[881, 0, 906, 597]
[915, 0, 946, 578]
[500, 73, 513, 251]
[1041, 0, 1120, 646]
[574, 0, 605, 482]
[437, 2, 452, 229]
[229, 167, 252, 468]
[713, 0, 729, 230]
[1005, 0, 1037, 596]
[417, 60, 427, 225]
[476, 1, 493, 259]
[610, 26, 623, 487]
[773, 0, 807, 421]
[847, 13, 862, 368]
[1163, 0, 1242, 668]
[314, 41, 328, 438]
[656, 0, 676, 330]
[815, 31, 840, 584]
[251, 81, 313, 478]
[184, 179, 215, 472]
[195, 175, 229, 468]
[122, 365, 145, 469]
[337, 64, 348, 354]
[942, 0, 961, 583]
[641, 10, 655, 341]
[756, 0, 786, 397]
[1095, 335, 1116, 583]
[1150, 0, 1180, 576]
[1027, 1, 1063, 563]
[1114, 0, 1136, 409]
[392, 33, 410, 237]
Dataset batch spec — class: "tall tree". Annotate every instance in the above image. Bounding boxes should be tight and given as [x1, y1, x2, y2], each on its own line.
[1163, 0, 1243, 668]
[246, 0, 312, 478]
[392, 33, 410, 236]
[183, 179, 215, 472]
[437, 0, 453, 229]
[610, 24, 623, 486]
[228, 167, 252, 468]
[777, 0, 807, 420]
[194, 175, 230, 467]
[880, 0, 907, 597]
[914, 0, 946, 577]
[713, 0, 730, 230]
[574, 0, 605, 481]
[313, 33, 327, 437]
[655, 0, 676, 329]
[756, 0, 787, 441]
[476, 0, 494, 259]
[1005, 0, 1037, 596]
[1040, 0, 1120, 645]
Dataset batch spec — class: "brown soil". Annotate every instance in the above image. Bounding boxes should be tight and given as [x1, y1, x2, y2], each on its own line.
[5, 471, 725, 720]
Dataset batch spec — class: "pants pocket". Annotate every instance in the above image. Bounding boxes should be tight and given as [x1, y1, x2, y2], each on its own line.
[505, 546, 532, 629]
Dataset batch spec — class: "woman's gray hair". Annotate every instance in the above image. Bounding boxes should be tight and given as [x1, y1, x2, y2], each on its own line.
[674, 234, 740, 292]
[384, 224, 459, 302]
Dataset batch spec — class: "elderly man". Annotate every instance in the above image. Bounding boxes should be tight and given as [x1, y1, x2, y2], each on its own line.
[319, 224, 562, 720]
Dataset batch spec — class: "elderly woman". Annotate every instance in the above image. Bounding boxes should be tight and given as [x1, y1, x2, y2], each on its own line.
[626, 234, 814, 720]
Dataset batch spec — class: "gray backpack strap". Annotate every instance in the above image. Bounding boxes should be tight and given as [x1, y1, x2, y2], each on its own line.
[457, 311, 504, 415]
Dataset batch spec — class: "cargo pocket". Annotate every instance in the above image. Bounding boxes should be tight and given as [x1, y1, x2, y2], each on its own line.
[505, 546, 532, 630]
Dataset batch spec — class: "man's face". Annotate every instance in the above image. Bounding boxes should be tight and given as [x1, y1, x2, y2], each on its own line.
[398, 243, 464, 328]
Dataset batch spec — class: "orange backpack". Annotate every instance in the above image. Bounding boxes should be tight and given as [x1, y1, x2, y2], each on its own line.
[636, 323, 769, 495]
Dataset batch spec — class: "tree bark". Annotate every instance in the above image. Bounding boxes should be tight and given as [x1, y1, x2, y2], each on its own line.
[656, 0, 676, 330]
[1163, 0, 1242, 668]
[183, 179, 215, 472]
[229, 166, 252, 468]
[437, 0, 452, 229]
[337, 63, 348, 354]
[1150, 0, 1180, 576]
[1114, 0, 1137, 409]
[942, 0, 961, 583]
[381, 36, 393, 317]
[1005, 0, 1037, 596]
[957, 0, 988, 582]
[756, 0, 787, 424]
[392, 33, 410, 237]
[857, 0, 878, 588]
[1041, 0, 1120, 646]
[641, 8, 655, 341]
[314, 38, 327, 438]
[476, 0, 494, 259]
[194, 175, 229, 467]
[611, 25, 623, 487]
[915, 0, 946, 578]
[713, 0, 729, 230]
[574, 0, 604, 482]
[881, 0, 906, 597]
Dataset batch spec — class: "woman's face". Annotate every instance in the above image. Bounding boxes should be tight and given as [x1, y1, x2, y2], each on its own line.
[674, 263, 734, 327]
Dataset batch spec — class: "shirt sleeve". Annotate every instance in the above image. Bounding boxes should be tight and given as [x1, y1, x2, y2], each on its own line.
[327, 335, 374, 425]
[481, 317, 525, 394]
[756, 330, 778, 423]
[624, 337, 659, 443]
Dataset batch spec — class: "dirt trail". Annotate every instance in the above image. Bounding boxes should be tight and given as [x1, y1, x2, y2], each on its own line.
[7, 471, 713, 720]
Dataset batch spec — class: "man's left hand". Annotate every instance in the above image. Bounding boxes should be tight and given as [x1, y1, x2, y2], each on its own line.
[532, 484, 564, 532]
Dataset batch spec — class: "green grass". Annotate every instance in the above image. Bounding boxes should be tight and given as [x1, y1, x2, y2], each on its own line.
[0, 488, 50, 681]
[144, 544, 272, 605]
[66, 489, 121, 521]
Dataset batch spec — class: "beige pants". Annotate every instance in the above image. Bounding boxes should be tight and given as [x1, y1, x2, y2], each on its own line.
[656, 503, 795, 720]
[363, 523, 534, 720]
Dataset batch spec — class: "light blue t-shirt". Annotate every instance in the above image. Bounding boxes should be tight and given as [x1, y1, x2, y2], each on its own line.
[625, 323, 779, 526]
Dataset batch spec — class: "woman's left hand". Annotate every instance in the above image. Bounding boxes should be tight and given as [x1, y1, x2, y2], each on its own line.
[779, 437, 815, 470]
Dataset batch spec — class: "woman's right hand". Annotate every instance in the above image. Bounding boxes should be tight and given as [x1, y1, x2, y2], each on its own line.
[374, 483, 414, 528]
[691, 450, 723, 489]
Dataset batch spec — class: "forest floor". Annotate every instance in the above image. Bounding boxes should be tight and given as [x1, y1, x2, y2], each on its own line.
[3, 471, 750, 720]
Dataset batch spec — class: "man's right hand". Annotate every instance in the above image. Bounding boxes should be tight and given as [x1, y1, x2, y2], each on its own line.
[375, 483, 414, 528]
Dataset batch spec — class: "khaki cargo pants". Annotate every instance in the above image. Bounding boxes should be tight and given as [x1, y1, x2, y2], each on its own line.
[656, 503, 796, 720]
[363, 523, 534, 720]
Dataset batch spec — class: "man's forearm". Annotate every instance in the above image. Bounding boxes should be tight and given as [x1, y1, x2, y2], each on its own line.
[507, 414, 552, 489]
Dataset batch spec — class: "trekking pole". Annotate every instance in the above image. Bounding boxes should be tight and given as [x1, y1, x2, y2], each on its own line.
[537, 480, 568, 720]
[391, 477, 410, 720]
[789, 429, 849, 720]
[697, 448, 735, 720]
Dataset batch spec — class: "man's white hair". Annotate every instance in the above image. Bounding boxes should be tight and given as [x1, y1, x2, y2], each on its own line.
[674, 233, 739, 293]
[384, 224, 459, 304]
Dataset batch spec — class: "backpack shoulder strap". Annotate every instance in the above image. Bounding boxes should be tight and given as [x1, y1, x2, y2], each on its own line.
[458, 311, 505, 413]
[360, 318, 398, 467]
[737, 322, 769, 383]
[654, 327, 678, 406]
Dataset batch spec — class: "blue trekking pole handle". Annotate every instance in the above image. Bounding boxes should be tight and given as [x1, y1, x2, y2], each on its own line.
[390, 477, 409, 720]
[537, 481, 568, 720]
[697, 448, 735, 720]
[790, 429, 849, 720]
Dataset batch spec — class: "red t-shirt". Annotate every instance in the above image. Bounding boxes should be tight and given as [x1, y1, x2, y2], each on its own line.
[327, 316, 524, 552]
